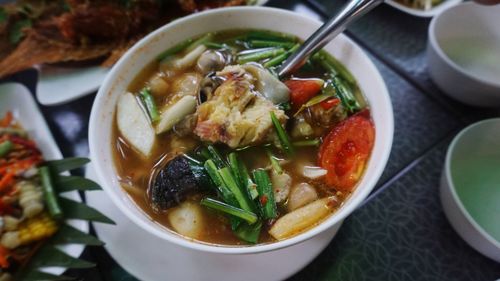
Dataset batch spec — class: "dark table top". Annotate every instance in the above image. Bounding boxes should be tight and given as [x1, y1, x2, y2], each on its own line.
[2, 0, 500, 280]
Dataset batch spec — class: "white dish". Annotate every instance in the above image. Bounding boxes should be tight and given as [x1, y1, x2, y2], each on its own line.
[440, 118, 500, 263]
[89, 6, 393, 254]
[385, 0, 462, 18]
[427, 2, 500, 107]
[85, 164, 340, 281]
[36, 65, 108, 106]
[0, 82, 88, 275]
[33, 0, 267, 106]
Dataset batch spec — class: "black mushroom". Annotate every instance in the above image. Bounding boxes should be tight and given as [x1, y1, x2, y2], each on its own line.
[150, 155, 209, 211]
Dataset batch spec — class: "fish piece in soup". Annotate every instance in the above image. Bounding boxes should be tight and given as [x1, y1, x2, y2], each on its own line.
[194, 65, 287, 148]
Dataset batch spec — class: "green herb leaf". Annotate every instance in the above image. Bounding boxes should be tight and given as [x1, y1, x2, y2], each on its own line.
[234, 220, 262, 244]
[45, 157, 90, 173]
[54, 175, 102, 193]
[51, 224, 104, 246]
[27, 245, 95, 269]
[270, 111, 294, 156]
[59, 197, 115, 224]
[9, 18, 32, 44]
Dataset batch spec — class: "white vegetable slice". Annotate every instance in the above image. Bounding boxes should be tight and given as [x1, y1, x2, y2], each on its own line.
[287, 183, 318, 211]
[117, 92, 155, 157]
[168, 202, 204, 239]
[155, 95, 197, 134]
[302, 166, 328, 179]
[269, 196, 338, 240]
[271, 170, 292, 203]
[171, 45, 207, 70]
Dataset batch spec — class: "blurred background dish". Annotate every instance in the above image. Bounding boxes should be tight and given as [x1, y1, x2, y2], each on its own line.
[0, 0, 267, 105]
[385, 0, 462, 17]
[427, 2, 500, 107]
[0, 82, 88, 277]
[440, 118, 500, 263]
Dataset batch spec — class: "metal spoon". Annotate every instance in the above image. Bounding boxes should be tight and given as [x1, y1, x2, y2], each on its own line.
[278, 0, 384, 77]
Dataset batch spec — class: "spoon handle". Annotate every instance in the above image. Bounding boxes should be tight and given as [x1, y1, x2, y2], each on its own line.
[278, 0, 384, 77]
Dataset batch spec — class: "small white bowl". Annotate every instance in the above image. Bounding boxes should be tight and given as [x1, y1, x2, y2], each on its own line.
[89, 7, 394, 255]
[427, 2, 500, 107]
[440, 118, 500, 263]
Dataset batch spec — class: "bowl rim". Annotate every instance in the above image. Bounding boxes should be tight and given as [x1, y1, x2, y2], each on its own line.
[89, 6, 394, 254]
[444, 118, 500, 250]
[428, 2, 500, 89]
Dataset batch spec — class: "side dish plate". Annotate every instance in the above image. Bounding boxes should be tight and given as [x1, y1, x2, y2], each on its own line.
[385, 0, 463, 17]
[0, 82, 88, 275]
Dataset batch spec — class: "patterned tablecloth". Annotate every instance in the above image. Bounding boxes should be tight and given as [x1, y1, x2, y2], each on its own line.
[1, 0, 499, 280]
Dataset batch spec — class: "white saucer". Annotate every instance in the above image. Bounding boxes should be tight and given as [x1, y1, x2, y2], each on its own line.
[85, 164, 340, 281]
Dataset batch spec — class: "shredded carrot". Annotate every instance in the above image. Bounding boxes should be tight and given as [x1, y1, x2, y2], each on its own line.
[0, 112, 13, 128]
[0, 156, 41, 175]
[0, 245, 10, 268]
[0, 172, 15, 192]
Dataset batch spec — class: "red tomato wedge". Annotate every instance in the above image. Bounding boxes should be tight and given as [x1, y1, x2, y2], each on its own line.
[285, 79, 324, 109]
[318, 111, 375, 191]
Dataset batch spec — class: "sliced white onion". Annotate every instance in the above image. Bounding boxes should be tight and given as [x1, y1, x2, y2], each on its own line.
[302, 166, 327, 179]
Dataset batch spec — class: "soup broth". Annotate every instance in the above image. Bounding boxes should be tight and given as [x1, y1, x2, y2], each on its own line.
[112, 29, 374, 245]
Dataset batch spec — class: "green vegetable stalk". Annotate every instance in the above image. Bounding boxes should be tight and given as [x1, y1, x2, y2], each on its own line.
[39, 166, 63, 221]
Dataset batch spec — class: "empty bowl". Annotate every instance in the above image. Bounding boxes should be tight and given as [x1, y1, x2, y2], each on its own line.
[427, 2, 500, 107]
[440, 118, 500, 263]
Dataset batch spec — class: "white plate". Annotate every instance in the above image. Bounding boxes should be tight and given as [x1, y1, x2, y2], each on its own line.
[34, 0, 268, 106]
[36, 65, 108, 106]
[0, 82, 88, 275]
[385, 0, 463, 17]
[85, 163, 340, 281]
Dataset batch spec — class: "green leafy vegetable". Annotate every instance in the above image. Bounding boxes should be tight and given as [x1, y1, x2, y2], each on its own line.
[237, 47, 286, 64]
[206, 145, 226, 168]
[54, 176, 101, 193]
[250, 40, 295, 48]
[293, 90, 336, 117]
[266, 149, 283, 175]
[45, 157, 90, 173]
[51, 224, 104, 246]
[263, 43, 300, 68]
[201, 198, 257, 224]
[28, 246, 95, 269]
[40, 166, 63, 220]
[218, 167, 256, 212]
[157, 39, 194, 60]
[228, 152, 258, 200]
[139, 88, 160, 122]
[234, 220, 262, 244]
[331, 76, 360, 114]
[270, 111, 294, 156]
[253, 169, 277, 219]
[292, 139, 320, 147]
[59, 197, 115, 224]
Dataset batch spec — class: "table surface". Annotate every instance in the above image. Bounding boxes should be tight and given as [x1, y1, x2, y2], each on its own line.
[2, 0, 500, 280]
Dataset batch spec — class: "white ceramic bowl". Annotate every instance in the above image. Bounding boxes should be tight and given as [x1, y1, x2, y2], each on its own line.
[89, 6, 394, 254]
[440, 118, 500, 263]
[427, 2, 500, 107]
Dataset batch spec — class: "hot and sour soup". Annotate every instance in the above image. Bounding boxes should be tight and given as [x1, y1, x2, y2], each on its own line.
[112, 29, 375, 245]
